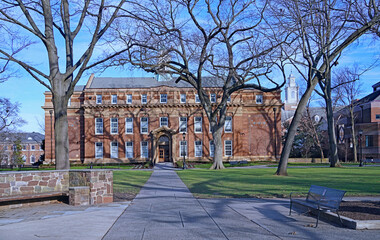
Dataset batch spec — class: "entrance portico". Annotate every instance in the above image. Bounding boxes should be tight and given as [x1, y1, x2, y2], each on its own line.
[150, 127, 178, 164]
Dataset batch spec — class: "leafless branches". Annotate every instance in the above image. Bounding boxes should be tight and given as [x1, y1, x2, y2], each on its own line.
[0, 98, 25, 133]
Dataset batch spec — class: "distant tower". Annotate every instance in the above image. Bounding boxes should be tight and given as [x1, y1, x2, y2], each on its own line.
[284, 74, 299, 111]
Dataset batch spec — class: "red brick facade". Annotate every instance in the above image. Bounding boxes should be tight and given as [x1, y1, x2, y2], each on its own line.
[43, 75, 282, 164]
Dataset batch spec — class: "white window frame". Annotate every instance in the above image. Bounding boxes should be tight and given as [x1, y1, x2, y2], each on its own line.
[126, 142, 133, 159]
[30, 155, 35, 163]
[195, 140, 202, 157]
[68, 97, 71, 106]
[180, 94, 186, 103]
[209, 140, 215, 157]
[127, 94, 132, 104]
[141, 141, 149, 158]
[160, 117, 168, 127]
[31, 145, 35, 151]
[179, 117, 187, 133]
[141, 94, 147, 104]
[210, 93, 216, 103]
[195, 94, 200, 103]
[180, 141, 187, 157]
[225, 140, 233, 157]
[256, 94, 263, 104]
[194, 116, 202, 133]
[125, 117, 133, 134]
[22, 155, 26, 162]
[96, 95, 102, 104]
[110, 118, 118, 134]
[110, 141, 118, 158]
[140, 117, 149, 134]
[111, 94, 117, 104]
[160, 94, 167, 103]
[95, 142, 103, 159]
[95, 118, 103, 134]
[227, 95, 231, 103]
[224, 116, 232, 132]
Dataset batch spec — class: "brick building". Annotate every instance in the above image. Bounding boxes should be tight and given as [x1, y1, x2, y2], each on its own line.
[43, 74, 282, 164]
[0, 132, 44, 165]
[335, 82, 380, 161]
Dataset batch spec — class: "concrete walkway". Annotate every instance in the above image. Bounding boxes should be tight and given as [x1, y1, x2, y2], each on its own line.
[103, 163, 380, 240]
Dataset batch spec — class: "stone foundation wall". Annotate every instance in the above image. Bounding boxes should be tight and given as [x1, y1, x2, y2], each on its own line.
[0, 169, 113, 205]
[0, 170, 69, 197]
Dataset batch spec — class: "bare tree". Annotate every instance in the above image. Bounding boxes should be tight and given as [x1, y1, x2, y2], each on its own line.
[0, 1, 132, 169]
[107, 0, 288, 169]
[333, 66, 363, 162]
[273, 0, 380, 175]
[0, 98, 25, 133]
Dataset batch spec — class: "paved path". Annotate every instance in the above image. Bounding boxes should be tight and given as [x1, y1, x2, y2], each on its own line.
[103, 163, 380, 240]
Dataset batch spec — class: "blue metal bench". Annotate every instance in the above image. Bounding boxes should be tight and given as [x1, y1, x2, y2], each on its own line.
[289, 185, 346, 227]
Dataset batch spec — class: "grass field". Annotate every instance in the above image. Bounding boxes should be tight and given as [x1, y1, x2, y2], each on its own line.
[113, 170, 152, 196]
[177, 167, 380, 198]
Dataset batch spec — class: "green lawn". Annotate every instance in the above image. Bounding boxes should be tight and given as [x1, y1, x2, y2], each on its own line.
[113, 170, 152, 196]
[177, 167, 380, 198]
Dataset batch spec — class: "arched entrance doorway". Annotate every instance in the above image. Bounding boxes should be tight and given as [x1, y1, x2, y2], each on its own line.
[151, 127, 177, 164]
[158, 135, 170, 162]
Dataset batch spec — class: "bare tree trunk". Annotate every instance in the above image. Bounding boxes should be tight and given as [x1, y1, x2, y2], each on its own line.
[350, 109, 358, 162]
[52, 92, 69, 170]
[210, 126, 225, 169]
[325, 96, 340, 167]
[276, 79, 319, 175]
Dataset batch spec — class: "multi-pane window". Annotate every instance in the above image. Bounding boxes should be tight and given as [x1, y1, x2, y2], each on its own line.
[110, 141, 118, 158]
[68, 97, 71, 106]
[125, 117, 133, 134]
[141, 141, 149, 158]
[227, 96, 231, 103]
[95, 142, 103, 158]
[194, 116, 202, 133]
[31, 145, 35, 151]
[195, 94, 200, 103]
[224, 116, 232, 132]
[195, 140, 202, 157]
[366, 135, 374, 147]
[179, 117, 187, 133]
[225, 140, 232, 156]
[180, 94, 186, 103]
[180, 141, 187, 157]
[376, 114, 380, 120]
[210, 93, 216, 103]
[160, 117, 168, 127]
[209, 140, 215, 157]
[95, 118, 103, 134]
[140, 117, 149, 134]
[30, 155, 35, 163]
[141, 94, 147, 104]
[96, 95, 102, 104]
[22, 145, 26, 150]
[160, 94, 167, 103]
[12, 145, 17, 151]
[256, 94, 263, 104]
[110, 118, 118, 134]
[111, 94, 117, 104]
[126, 142, 133, 158]
[127, 94, 132, 104]
[22, 155, 26, 162]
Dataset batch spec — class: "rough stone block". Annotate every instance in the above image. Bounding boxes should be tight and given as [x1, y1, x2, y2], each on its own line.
[69, 186, 90, 206]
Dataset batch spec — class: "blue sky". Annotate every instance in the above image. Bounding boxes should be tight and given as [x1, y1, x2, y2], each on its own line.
[0, 34, 379, 134]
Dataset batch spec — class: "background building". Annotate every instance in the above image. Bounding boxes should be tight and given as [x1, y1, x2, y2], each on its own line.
[335, 82, 380, 161]
[0, 132, 44, 165]
[43, 74, 282, 164]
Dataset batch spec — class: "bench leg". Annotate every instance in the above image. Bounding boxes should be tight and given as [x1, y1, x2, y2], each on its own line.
[316, 209, 320, 228]
[336, 211, 344, 227]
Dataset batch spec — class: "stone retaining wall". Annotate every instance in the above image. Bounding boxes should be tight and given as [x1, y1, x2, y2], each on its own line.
[0, 170, 69, 197]
[0, 169, 113, 205]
